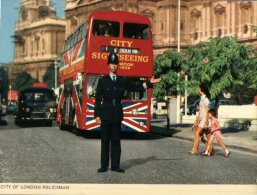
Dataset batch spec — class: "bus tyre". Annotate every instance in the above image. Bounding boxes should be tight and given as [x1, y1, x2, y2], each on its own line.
[59, 122, 68, 131]
[72, 127, 81, 136]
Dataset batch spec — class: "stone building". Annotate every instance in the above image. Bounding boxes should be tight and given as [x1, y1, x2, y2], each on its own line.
[12, 0, 67, 83]
[65, 0, 257, 55]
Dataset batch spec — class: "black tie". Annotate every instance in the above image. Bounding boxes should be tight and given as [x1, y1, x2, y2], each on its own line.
[112, 75, 116, 82]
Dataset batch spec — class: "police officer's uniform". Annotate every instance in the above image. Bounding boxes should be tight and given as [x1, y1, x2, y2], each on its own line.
[94, 53, 152, 173]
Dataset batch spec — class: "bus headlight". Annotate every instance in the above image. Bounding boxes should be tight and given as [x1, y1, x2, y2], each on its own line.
[132, 109, 138, 115]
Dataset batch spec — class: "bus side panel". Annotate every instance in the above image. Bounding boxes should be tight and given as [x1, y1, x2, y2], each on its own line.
[146, 88, 153, 132]
[83, 99, 149, 132]
[57, 86, 73, 127]
[57, 86, 64, 125]
[84, 98, 100, 130]
[72, 80, 84, 129]
[122, 101, 149, 132]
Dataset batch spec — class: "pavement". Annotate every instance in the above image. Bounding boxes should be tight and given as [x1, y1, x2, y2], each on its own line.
[150, 116, 257, 155]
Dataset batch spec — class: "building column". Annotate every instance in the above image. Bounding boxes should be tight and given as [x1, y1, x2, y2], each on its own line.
[231, 2, 236, 35]
[202, 4, 206, 40]
[227, 2, 231, 35]
[238, 3, 242, 37]
[46, 31, 51, 56]
[207, 4, 211, 38]
[254, 3, 257, 26]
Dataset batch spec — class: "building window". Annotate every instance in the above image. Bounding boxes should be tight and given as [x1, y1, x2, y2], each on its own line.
[161, 22, 164, 31]
[218, 29, 222, 37]
[194, 32, 198, 40]
[31, 40, 34, 56]
[181, 22, 184, 31]
[244, 24, 248, 34]
[36, 39, 40, 51]
[42, 39, 45, 50]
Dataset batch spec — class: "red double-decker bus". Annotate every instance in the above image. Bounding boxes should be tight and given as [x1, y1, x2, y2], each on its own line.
[57, 11, 153, 133]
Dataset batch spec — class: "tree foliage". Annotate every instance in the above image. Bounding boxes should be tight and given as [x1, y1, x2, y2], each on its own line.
[153, 50, 184, 99]
[153, 36, 257, 104]
[13, 71, 38, 92]
[43, 64, 57, 89]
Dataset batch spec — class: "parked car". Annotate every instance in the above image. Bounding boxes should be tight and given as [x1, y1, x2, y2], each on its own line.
[209, 99, 235, 110]
[7, 102, 17, 114]
[188, 99, 200, 115]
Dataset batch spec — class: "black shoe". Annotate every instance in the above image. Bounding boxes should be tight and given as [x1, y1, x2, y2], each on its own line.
[111, 168, 125, 173]
[97, 168, 108, 173]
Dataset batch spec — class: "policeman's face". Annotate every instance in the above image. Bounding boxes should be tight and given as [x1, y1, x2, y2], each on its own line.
[108, 63, 118, 74]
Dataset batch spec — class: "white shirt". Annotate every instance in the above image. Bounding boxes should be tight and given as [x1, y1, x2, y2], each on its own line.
[109, 73, 117, 81]
[199, 95, 209, 120]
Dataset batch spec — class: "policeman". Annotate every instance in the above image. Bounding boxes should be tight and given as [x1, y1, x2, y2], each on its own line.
[94, 52, 160, 173]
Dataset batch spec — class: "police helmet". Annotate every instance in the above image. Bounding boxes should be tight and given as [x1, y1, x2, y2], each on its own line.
[107, 52, 119, 65]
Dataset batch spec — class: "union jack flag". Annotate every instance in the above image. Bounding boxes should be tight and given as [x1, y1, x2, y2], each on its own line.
[62, 39, 85, 68]
[85, 99, 149, 132]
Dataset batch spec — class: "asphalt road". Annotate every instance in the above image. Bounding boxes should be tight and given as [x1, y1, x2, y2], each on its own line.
[0, 115, 256, 184]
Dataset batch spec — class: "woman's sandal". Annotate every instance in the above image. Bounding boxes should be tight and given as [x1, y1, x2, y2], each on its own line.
[201, 152, 210, 156]
[225, 151, 231, 157]
[188, 150, 197, 155]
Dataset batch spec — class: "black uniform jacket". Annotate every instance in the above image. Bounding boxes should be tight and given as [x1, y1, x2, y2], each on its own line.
[94, 75, 153, 121]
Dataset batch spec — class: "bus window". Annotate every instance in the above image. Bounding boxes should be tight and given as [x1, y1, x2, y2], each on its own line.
[92, 20, 119, 37]
[75, 30, 79, 44]
[86, 76, 148, 100]
[123, 23, 149, 40]
[67, 36, 71, 49]
[64, 40, 67, 51]
[123, 77, 148, 100]
[87, 75, 100, 98]
[78, 26, 82, 41]
[64, 79, 73, 97]
[78, 73, 85, 103]
[82, 23, 87, 38]
[71, 34, 76, 47]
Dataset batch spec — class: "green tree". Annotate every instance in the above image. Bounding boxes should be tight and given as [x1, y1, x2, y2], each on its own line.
[153, 50, 184, 99]
[13, 71, 38, 92]
[43, 64, 56, 89]
[184, 36, 255, 103]
[153, 36, 257, 104]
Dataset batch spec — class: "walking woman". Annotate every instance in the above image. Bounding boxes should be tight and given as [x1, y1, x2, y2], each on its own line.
[188, 84, 211, 155]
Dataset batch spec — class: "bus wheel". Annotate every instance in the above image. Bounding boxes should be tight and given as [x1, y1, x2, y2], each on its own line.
[59, 122, 68, 130]
[72, 127, 81, 136]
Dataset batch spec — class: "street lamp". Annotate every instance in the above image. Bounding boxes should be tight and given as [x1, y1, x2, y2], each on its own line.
[177, 0, 181, 122]
[54, 57, 59, 90]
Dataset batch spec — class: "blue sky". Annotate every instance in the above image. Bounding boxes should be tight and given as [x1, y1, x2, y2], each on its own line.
[0, 0, 65, 63]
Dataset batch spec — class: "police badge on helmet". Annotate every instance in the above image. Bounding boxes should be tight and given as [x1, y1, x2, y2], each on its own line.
[107, 53, 119, 65]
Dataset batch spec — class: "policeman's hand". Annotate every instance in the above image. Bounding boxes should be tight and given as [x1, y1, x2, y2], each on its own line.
[143, 83, 147, 89]
[150, 76, 161, 84]
[96, 117, 101, 124]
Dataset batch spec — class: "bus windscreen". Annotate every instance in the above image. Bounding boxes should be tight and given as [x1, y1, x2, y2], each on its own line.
[92, 20, 120, 37]
[123, 23, 149, 40]
[22, 91, 56, 102]
[87, 76, 148, 100]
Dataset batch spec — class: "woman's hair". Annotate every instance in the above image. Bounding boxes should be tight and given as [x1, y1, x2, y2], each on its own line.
[209, 109, 217, 117]
[199, 84, 210, 98]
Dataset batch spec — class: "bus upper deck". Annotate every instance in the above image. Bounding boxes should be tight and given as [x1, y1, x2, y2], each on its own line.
[59, 11, 153, 81]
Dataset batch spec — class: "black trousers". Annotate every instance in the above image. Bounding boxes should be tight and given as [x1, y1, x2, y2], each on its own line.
[100, 120, 121, 169]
